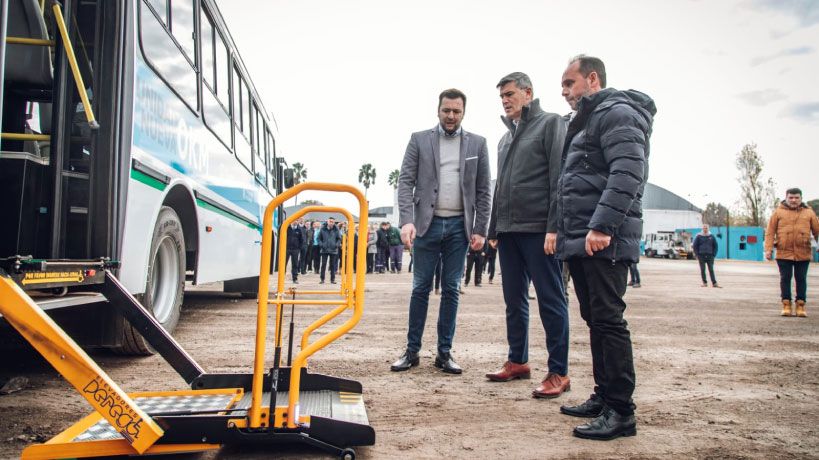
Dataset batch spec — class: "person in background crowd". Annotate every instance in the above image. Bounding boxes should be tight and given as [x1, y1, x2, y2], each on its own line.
[556, 54, 655, 441]
[464, 243, 484, 287]
[285, 220, 304, 284]
[311, 221, 322, 273]
[484, 239, 497, 284]
[391, 88, 491, 374]
[367, 223, 378, 273]
[692, 224, 719, 288]
[318, 217, 342, 284]
[386, 222, 403, 273]
[765, 187, 819, 317]
[304, 220, 316, 273]
[298, 218, 309, 275]
[377, 222, 390, 273]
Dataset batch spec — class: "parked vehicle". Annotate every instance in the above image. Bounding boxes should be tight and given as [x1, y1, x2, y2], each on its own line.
[644, 231, 694, 259]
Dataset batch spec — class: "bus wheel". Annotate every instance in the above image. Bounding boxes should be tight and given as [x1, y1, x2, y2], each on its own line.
[114, 206, 186, 355]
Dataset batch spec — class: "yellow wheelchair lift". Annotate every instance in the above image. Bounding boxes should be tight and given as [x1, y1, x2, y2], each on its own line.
[0, 182, 373, 459]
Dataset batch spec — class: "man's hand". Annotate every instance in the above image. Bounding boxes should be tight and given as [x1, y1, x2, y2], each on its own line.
[489, 239, 498, 249]
[543, 232, 557, 255]
[401, 223, 417, 248]
[470, 234, 486, 251]
[765, 250, 772, 260]
[585, 229, 611, 256]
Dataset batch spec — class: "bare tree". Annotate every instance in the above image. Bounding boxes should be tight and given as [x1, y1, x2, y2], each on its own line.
[736, 143, 775, 227]
[702, 202, 729, 226]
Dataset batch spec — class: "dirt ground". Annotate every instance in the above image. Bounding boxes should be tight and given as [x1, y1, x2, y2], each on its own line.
[1, 257, 818, 459]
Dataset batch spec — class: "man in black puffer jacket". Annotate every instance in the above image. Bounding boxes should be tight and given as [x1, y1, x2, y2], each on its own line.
[556, 55, 656, 441]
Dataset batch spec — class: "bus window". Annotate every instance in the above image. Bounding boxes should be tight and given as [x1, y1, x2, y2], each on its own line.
[215, 31, 230, 109]
[139, 0, 197, 111]
[200, 10, 214, 88]
[232, 66, 242, 132]
[170, 0, 195, 62]
[243, 85, 252, 139]
[146, 0, 167, 25]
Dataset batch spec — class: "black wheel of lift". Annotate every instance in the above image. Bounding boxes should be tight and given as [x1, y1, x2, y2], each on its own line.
[112, 206, 186, 355]
[340, 448, 356, 460]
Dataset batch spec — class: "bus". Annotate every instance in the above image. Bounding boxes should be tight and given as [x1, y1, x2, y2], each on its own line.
[0, 0, 288, 353]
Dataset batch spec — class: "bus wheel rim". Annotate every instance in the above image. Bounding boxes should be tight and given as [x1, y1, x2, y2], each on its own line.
[151, 235, 179, 324]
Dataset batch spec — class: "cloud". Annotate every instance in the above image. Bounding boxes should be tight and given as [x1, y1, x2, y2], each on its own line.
[746, 0, 819, 27]
[781, 102, 819, 123]
[750, 46, 813, 66]
[736, 89, 786, 106]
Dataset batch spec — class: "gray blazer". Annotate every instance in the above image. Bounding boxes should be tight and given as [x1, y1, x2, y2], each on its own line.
[397, 126, 492, 239]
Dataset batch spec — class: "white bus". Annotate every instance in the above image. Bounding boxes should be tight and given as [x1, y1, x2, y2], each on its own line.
[0, 0, 287, 353]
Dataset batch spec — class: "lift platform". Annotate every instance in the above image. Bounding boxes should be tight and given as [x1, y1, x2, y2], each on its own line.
[0, 182, 374, 459]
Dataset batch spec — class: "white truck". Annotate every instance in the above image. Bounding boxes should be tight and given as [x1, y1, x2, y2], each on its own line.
[644, 231, 694, 259]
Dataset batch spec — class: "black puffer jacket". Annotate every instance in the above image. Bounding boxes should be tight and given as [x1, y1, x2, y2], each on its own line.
[556, 88, 656, 263]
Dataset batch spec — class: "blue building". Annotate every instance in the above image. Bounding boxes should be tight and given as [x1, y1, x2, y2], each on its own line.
[684, 226, 764, 261]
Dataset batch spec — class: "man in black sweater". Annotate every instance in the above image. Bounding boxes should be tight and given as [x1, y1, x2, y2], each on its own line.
[692, 224, 720, 287]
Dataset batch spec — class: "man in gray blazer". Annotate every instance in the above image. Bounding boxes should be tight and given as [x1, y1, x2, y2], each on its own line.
[390, 88, 492, 374]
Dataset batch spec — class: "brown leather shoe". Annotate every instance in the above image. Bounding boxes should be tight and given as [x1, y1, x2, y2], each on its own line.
[486, 361, 531, 382]
[532, 373, 571, 399]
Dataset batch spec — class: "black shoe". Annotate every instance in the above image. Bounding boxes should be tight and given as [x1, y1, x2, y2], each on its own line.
[573, 407, 636, 440]
[390, 350, 420, 372]
[292, 279, 299, 284]
[434, 352, 462, 374]
[331, 280, 337, 284]
[560, 394, 605, 418]
[320, 280, 325, 284]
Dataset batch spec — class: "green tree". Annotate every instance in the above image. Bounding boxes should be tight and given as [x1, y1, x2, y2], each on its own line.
[736, 143, 775, 227]
[808, 199, 819, 216]
[358, 163, 376, 199]
[388, 169, 400, 190]
[291, 162, 307, 204]
[702, 202, 729, 226]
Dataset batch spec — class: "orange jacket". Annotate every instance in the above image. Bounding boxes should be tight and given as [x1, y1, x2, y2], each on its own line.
[764, 202, 819, 261]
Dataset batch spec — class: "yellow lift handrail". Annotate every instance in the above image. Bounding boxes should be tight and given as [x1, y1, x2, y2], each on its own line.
[252, 182, 368, 429]
[275, 205, 363, 368]
[273, 205, 355, 366]
[1, 1, 98, 142]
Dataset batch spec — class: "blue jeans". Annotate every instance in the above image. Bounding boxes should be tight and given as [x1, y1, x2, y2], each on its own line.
[406, 216, 469, 354]
[498, 232, 569, 375]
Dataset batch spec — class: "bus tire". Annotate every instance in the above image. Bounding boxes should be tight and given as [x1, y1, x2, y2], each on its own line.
[113, 206, 186, 355]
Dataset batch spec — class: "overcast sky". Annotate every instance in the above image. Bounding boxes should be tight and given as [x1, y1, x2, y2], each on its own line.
[218, 0, 819, 215]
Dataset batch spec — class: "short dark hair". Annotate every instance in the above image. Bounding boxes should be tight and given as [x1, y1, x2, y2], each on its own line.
[438, 88, 467, 109]
[496, 72, 532, 91]
[569, 55, 607, 88]
[786, 187, 802, 196]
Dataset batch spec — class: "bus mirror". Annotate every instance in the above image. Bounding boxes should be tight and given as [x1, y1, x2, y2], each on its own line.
[283, 168, 295, 188]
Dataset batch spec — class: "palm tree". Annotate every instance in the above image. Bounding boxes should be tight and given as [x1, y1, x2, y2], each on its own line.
[388, 169, 400, 190]
[291, 162, 307, 204]
[358, 163, 376, 199]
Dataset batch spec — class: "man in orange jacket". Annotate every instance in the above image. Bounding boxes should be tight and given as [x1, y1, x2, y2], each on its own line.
[764, 187, 819, 317]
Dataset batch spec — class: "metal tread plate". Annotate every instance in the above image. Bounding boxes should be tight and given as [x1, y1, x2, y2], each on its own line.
[72, 393, 237, 442]
[237, 390, 369, 425]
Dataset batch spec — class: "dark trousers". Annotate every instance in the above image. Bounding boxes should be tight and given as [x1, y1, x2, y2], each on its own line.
[299, 247, 309, 274]
[390, 245, 404, 272]
[320, 253, 338, 282]
[777, 259, 810, 301]
[366, 253, 375, 273]
[567, 258, 636, 416]
[377, 246, 389, 273]
[484, 255, 496, 281]
[311, 246, 321, 272]
[464, 251, 483, 286]
[628, 262, 641, 284]
[285, 249, 300, 282]
[698, 255, 717, 284]
[497, 233, 569, 375]
[406, 216, 468, 354]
